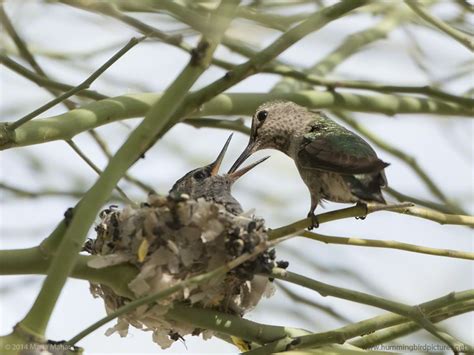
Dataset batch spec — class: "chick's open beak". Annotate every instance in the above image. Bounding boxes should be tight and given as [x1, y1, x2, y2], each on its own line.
[210, 134, 233, 176]
[227, 156, 269, 183]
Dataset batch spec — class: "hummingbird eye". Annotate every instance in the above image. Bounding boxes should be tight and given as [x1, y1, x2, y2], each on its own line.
[193, 171, 207, 181]
[256, 110, 268, 122]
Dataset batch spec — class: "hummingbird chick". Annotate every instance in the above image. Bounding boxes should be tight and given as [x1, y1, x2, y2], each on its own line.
[229, 101, 389, 229]
[170, 134, 269, 215]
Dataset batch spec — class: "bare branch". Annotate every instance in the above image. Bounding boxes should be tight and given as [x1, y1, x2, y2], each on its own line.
[405, 0, 473, 51]
[301, 231, 474, 260]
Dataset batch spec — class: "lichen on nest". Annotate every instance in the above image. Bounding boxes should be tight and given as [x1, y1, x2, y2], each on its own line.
[85, 193, 278, 349]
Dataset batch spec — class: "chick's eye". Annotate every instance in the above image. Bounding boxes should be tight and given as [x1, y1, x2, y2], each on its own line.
[193, 171, 206, 180]
[256, 110, 268, 122]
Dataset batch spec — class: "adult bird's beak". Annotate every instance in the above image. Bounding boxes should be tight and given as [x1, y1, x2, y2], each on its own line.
[227, 156, 269, 183]
[228, 141, 256, 174]
[210, 134, 233, 176]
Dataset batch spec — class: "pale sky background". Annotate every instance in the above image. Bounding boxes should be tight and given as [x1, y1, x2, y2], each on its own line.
[1, 1, 473, 354]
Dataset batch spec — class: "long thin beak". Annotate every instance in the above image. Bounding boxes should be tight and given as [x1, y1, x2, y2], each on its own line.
[227, 156, 269, 182]
[210, 134, 233, 176]
[228, 141, 256, 173]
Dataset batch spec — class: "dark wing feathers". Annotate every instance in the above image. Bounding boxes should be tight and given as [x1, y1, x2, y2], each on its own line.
[298, 116, 389, 175]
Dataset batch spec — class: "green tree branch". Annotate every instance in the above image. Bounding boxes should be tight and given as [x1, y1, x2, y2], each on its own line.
[2, 90, 471, 151]
[2, 246, 470, 353]
[267, 268, 473, 353]
[351, 301, 474, 350]
[247, 297, 474, 354]
[0, 247, 137, 299]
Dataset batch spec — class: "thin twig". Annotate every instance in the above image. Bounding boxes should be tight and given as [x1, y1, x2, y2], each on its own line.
[0, 182, 84, 199]
[184, 117, 251, 135]
[0, 5, 76, 110]
[386, 187, 460, 215]
[65, 139, 133, 204]
[0, 5, 48, 78]
[282, 244, 390, 297]
[301, 231, 474, 260]
[8, 36, 145, 130]
[87, 130, 155, 194]
[277, 282, 353, 323]
[1, 38, 130, 61]
[0, 55, 108, 100]
[389, 204, 474, 226]
[405, 0, 473, 51]
[60, 0, 189, 50]
[235, 6, 305, 31]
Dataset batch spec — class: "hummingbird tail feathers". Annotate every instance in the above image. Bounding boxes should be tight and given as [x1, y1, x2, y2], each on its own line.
[345, 172, 387, 204]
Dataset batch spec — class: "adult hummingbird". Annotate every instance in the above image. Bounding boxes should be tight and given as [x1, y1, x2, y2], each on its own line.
[229, 101, 389, 228]
[170, 134, 269, 215]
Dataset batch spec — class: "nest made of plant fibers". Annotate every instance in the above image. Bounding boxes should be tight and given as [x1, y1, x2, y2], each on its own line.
[85, 193, 281, 349]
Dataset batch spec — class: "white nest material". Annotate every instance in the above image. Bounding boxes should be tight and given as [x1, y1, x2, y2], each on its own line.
[86, 193, 277, 349]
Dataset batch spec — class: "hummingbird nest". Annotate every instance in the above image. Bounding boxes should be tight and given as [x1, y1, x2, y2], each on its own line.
[85, 193, 277, 349]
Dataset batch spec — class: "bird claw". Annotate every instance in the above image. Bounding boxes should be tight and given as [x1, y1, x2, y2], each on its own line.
[307, 213, 319, 230]
[355, 202, 368, 221]
[64, 207, 74, 226]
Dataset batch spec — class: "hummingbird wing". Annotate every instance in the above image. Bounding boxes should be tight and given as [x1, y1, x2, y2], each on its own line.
[297, 112, 389, 175]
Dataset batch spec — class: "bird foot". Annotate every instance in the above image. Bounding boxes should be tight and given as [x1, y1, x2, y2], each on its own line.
[355, 202, 368, 221]
[64, 207, 74, 226]
[307, 213, 319, 230]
